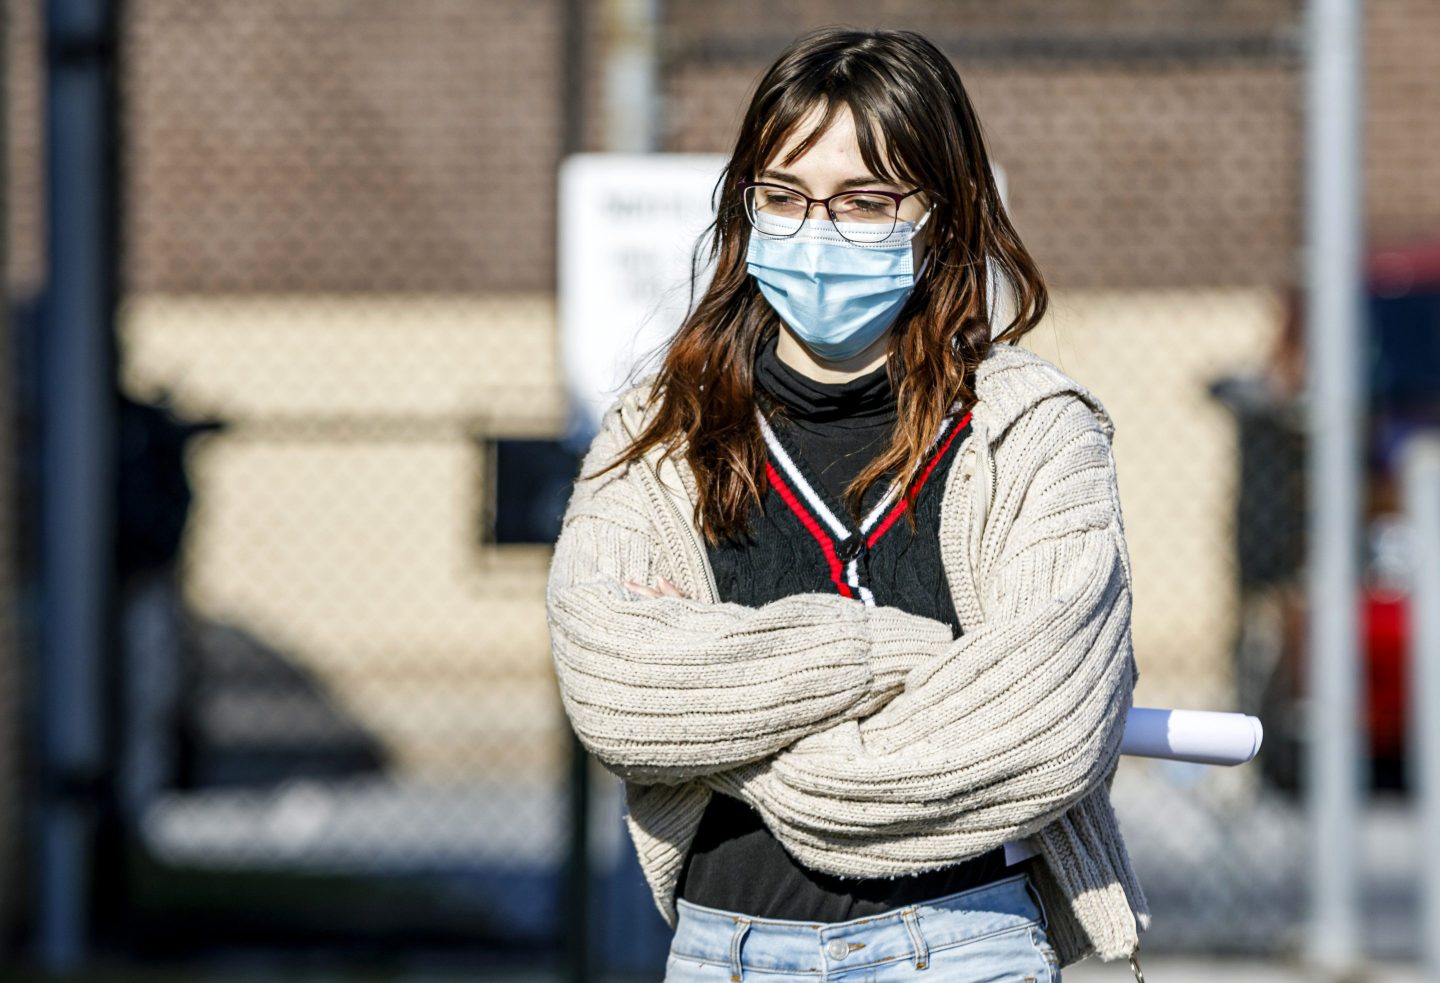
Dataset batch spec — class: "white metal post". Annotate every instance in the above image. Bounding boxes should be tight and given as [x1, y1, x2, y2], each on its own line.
[1303, 0, 1367, 975]
[1402, 435, 1440, 979]
[603, 0, 661, 154]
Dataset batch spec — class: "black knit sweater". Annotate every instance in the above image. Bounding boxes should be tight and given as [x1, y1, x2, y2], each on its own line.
[674, 331, 1017, 922]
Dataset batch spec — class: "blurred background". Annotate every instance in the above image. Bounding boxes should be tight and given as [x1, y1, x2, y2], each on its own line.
[1, 0, 1438, 980]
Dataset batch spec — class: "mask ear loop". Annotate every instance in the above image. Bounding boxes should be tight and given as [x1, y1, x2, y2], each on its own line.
[909, 201, 938, 285]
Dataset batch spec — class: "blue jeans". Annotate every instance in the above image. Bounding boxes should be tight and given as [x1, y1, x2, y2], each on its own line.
[665, 869, 1061, 982]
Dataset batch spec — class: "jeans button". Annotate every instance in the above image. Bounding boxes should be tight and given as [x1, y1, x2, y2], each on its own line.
[826, 938, 849, 960]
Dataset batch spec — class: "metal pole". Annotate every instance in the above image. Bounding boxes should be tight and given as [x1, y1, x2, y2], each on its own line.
[1402, 435, 1440, 980]
[1303, 0, 1366, 976]
[36, 0, 118, 971]
[603, 0, 661, 154]
[561, 4, 591, 981]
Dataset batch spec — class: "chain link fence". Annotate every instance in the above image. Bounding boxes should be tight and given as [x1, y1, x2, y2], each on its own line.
[5, 0, 1440, 974]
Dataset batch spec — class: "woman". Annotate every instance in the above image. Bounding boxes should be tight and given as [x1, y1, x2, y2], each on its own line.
[547, 27, 1149, 982]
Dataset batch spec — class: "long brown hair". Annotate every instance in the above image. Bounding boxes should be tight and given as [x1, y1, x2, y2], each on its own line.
[592, 27, 1048, 544]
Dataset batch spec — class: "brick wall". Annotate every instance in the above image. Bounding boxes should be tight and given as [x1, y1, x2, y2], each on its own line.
[660, 0, 1439, 285]
[9, 1, 1437, 298]
[121, 0, 564, 294]
[1367, 0, 1440, 246]
[661, 3, 1305, 289]
[6, 0, 41, 296]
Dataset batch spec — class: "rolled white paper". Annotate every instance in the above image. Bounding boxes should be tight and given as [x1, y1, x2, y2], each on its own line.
[1119, 706, 1263, 766]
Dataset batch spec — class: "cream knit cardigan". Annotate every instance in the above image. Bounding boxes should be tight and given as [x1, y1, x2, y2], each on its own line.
[545, 342, 1151, 967]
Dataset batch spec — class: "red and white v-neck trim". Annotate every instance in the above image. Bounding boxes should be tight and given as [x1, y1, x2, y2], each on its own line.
[754, 404, 972, 606]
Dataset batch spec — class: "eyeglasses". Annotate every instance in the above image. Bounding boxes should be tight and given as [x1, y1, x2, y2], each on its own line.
[737, 179, 935, 244]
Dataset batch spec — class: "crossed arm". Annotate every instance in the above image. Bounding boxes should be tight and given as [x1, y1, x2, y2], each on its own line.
[545, 421, 953, 786]
[698, 516, 1136, 875]
[545, 394, 1138, 838]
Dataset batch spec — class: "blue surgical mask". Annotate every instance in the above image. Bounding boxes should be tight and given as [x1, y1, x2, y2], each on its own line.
[746, 216, 929, 362]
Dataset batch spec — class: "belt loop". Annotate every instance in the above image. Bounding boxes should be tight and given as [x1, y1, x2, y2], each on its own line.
[728, 918, 751, 982]
[900, 907, 929, 970]
[1023, 871, 1049, 931]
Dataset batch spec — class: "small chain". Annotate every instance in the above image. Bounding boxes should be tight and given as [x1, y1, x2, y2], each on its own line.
[1129, 941, 1146, 982]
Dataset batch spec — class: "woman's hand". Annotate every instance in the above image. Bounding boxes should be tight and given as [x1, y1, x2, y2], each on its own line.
[623, 575, 687, 599]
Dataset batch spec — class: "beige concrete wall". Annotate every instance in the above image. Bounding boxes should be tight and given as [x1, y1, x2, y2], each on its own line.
[120, 295, 566, 780]
[1019, 288, 1282, 712]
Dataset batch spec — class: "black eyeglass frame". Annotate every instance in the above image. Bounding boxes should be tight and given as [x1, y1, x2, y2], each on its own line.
[736, 179, 938, 242]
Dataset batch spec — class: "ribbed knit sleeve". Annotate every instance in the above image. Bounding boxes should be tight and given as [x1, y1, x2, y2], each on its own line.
[545, 409, 957, 787]
[698, 395, 1140, 875]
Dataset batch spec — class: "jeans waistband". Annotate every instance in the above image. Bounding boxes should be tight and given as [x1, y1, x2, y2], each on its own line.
[671, 869, 1047, 978]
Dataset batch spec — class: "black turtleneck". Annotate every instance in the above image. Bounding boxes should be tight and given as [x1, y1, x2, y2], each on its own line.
[675, 329, 1016, 923]
[752, 331, 896, 424]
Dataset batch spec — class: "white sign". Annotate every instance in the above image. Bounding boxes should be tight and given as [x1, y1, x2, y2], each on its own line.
[558, 153, 727, 437]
